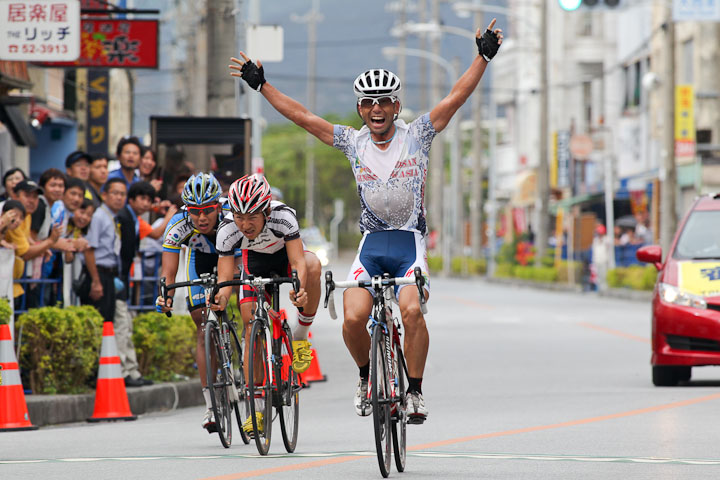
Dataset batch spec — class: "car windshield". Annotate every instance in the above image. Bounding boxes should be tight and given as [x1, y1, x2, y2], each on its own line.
[674, 210, 720, 259]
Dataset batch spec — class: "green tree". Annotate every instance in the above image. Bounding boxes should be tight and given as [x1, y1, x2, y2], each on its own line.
[262, 113, 363, 231]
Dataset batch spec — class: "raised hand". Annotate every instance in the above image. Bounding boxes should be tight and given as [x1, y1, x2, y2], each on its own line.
[476, 17, 503, 61]
[229, 52, 266, 91]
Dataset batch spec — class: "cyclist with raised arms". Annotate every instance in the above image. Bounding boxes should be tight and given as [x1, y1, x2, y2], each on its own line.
[230, 20, 502, 423]
[211, 173, 321, 437]
[155, 172, 229, 433]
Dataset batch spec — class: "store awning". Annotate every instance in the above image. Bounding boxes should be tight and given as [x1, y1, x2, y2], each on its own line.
[551, 192, 603, 213]
[0, 61, 32, 90]
[0, 103, 37, 148]
[511, 170, 537, 207]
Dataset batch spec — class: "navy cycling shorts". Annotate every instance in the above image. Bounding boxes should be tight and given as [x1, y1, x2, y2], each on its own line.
[347, 230, 429, 296]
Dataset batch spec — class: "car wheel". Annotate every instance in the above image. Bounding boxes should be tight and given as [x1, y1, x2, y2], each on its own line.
[652, 366, 687, 386]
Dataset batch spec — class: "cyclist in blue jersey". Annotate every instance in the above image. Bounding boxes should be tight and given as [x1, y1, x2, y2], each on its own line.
[155, 172, 229, 433]
[230, 19, 502, 423]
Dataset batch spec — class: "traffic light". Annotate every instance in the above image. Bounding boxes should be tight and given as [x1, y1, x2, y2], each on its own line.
[558, 0, 621, 10]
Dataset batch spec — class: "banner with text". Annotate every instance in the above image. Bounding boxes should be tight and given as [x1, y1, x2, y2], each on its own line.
[0, 0, 81, 61]
[40, 18, 158, 68]
[86, 69, 109, 154]
[675, 84, 696, 158]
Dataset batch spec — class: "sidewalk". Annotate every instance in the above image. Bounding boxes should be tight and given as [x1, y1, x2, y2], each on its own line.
[486, 276, 653, 302]
[25, 379, 203, 427]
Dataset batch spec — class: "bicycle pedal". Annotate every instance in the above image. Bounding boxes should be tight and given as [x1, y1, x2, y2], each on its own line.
[407, 415, 426, 425]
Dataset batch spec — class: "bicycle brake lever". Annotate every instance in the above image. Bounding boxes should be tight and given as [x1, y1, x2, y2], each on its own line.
[159, 278, 172, 318]
[291, 269, 304, 314]
[414, 267, 428, 315]
[323, 271, 337, 320]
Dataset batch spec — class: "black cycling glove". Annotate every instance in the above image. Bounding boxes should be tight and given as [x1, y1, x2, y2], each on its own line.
[476, 28, 501, 62]
[240, 60, 266, 91]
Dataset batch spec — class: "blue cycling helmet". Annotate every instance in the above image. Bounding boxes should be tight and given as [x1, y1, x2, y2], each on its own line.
[181, 173, 221, 206]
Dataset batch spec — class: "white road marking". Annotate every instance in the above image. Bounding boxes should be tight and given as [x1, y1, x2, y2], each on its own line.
[4, 451, 720, 466]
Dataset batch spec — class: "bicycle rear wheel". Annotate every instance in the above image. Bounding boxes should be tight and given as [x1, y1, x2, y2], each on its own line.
[392, 341, 408, 472]
[205, 319, 232, 448]
[226, 316, 250, 445]
[248, 318, 273, 455]
[277, 326, 300, 453]
[371, 323, 392, 478]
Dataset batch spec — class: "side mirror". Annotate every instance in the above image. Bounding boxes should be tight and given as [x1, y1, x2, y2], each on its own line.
[636, 245, 662, 270]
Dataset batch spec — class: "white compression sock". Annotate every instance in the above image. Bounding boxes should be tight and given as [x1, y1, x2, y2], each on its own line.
[202, 388, 212, 409]
[293, 312, 315, 340]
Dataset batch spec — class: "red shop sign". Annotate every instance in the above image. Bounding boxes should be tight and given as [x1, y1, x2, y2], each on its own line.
[39, 18, 158, 68]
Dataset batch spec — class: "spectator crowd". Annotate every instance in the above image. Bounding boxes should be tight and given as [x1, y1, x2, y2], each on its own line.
[1, 136, 185, 387]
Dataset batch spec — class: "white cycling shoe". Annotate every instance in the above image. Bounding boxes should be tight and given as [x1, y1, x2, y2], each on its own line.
[354, 378, 370, 417]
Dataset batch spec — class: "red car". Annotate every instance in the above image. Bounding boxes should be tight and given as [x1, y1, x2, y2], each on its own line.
[637, 194, 720, 386]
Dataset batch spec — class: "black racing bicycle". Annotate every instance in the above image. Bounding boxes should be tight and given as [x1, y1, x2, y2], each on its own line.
[214, 270, 303, 455]
[324, 267, 427, 478]
[159, 273, 251, 448]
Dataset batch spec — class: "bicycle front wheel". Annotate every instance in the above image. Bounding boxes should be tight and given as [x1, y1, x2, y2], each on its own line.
[278, 326, 300, 453]
[205, 320, 232, 448]
[371, 323, 392, 478]
[392, 342, 408, 472]
[226, 315, 251, 445]
[248, 318, 273, 455]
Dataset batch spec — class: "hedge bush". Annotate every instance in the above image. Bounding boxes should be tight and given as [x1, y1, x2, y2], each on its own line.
[607, 265, 657, 290]
[132, 312, 197, 382]
[451, 257, 487, 275]
[16, 306, 104, 394]
[0, 297, 11, 325]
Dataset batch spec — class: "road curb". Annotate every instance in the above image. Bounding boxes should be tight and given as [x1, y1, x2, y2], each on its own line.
[472, 276, 653, 302]
[26, 379, 203, 427]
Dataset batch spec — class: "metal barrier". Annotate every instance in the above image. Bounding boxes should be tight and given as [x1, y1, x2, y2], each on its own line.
[13, 278, 63, 314]
[128, 251, 163, 312]
[13, 250, 163, 315]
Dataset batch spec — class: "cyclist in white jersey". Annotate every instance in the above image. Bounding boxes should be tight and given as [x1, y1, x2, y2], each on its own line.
[211, 174, 321, 437]
[230, 19, 502, 423]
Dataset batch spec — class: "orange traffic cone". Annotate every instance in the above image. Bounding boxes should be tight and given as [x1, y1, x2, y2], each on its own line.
[88, 322, 136, 422]
[300, 331, 326, 384]
[0, 324, 38, 431]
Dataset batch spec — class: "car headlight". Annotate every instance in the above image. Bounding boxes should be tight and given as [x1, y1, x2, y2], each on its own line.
[315, 248, 329, 266]
[659, 283, 707, 309]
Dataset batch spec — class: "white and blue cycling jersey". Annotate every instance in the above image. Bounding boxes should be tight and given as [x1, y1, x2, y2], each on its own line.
[333, 112, 437, 236]
[161, 200, 232, 310]
[334, 113, 436, 292]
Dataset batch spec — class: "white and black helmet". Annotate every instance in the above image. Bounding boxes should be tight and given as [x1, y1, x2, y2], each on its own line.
[353, 69, 401, 98]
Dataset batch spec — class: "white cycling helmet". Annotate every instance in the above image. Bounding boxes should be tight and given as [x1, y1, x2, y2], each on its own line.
[353, 69, 401, 98]
[228, 174, 272, 214]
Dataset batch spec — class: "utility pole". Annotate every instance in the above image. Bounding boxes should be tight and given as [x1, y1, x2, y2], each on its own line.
[248, 0, 262, 166]
[292, 0, 323, 227]
[207, 0, 237, 117]
[234, 0, 246, 119]
[418, 0, 428, 112]
[660, 5, 677, 254]
[535, 0, 550, 267]
[397, 0, 407, 104]
[430, 0, 445, 268]
[470, 1, 483, 259]
[451, 56, 463, 259]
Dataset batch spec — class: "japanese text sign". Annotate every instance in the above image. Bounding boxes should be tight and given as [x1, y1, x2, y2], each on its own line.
[0, 0, 80, 61]
[41, 19, 158, 68]
[675, 84, 696, 158]
[86, 69, 109, 153]
[673, 0, 720, 22]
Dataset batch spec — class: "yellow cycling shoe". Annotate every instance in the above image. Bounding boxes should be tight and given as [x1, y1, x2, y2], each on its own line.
[292, 340, 313, 373]
[242, 412, 264, 438]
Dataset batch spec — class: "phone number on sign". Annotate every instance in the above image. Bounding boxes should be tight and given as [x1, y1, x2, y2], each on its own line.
[10, 43, 70, 54]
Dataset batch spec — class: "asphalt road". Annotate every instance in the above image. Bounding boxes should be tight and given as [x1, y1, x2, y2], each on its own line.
[4, 258, 720, 479]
